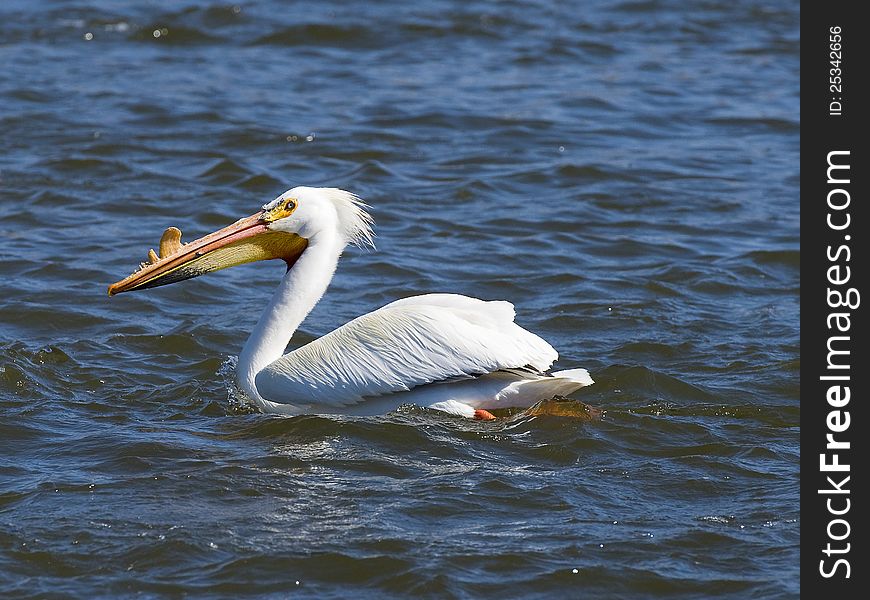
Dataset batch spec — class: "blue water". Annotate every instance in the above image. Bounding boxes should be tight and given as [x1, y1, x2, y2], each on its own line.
[1, 1, 799, 597]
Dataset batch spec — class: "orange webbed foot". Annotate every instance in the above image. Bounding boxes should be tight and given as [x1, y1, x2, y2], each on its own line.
[473, 409, 497, 421]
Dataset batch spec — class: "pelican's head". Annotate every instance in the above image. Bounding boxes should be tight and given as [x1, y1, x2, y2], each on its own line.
[261, 187, 374, 248]
[108, 187, 374, 296]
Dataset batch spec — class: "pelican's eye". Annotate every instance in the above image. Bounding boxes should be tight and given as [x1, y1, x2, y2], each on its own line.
[262, 197, 298, 223]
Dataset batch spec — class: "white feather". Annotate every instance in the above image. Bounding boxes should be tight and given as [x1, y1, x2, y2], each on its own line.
[324, 188, 375, 249]
[255, 294, 559, 409]
[404, 369, 594, 412]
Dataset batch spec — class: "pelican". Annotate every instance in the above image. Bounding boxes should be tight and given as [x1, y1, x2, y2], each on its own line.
[108, 187, 593, 419]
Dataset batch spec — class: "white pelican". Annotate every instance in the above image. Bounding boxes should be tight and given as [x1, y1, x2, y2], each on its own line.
[108, 187, 593, 419]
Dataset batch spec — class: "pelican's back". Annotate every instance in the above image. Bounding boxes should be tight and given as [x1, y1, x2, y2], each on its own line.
[255, 294, 558, 408]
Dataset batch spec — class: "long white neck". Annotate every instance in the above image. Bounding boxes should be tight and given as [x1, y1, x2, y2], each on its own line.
[237, 232, 344, 403]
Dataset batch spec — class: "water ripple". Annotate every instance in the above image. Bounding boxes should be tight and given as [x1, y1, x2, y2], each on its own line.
[0, 0, 799, 596]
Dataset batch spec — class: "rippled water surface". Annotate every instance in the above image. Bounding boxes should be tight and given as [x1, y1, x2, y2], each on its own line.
[1, 0, 799, 597]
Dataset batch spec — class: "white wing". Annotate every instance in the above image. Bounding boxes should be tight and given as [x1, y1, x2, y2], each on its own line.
[255, 294, 558, 408]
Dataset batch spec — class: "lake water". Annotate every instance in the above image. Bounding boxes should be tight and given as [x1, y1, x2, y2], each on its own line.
[1, 0, 799, 597]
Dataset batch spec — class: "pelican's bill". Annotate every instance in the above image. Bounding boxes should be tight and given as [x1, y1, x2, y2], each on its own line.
[108, 211, 308, 296]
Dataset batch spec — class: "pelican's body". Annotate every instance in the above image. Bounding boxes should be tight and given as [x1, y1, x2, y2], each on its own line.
[109, 187, 592, 418]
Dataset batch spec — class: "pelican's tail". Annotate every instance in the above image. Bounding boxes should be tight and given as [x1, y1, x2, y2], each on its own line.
[414, 368, 595, 418]
[499, 368, 593, 404]
[550, 368, 594, 389]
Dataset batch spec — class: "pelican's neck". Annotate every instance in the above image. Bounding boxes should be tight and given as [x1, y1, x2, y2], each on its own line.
[237, 232, 344, 402]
